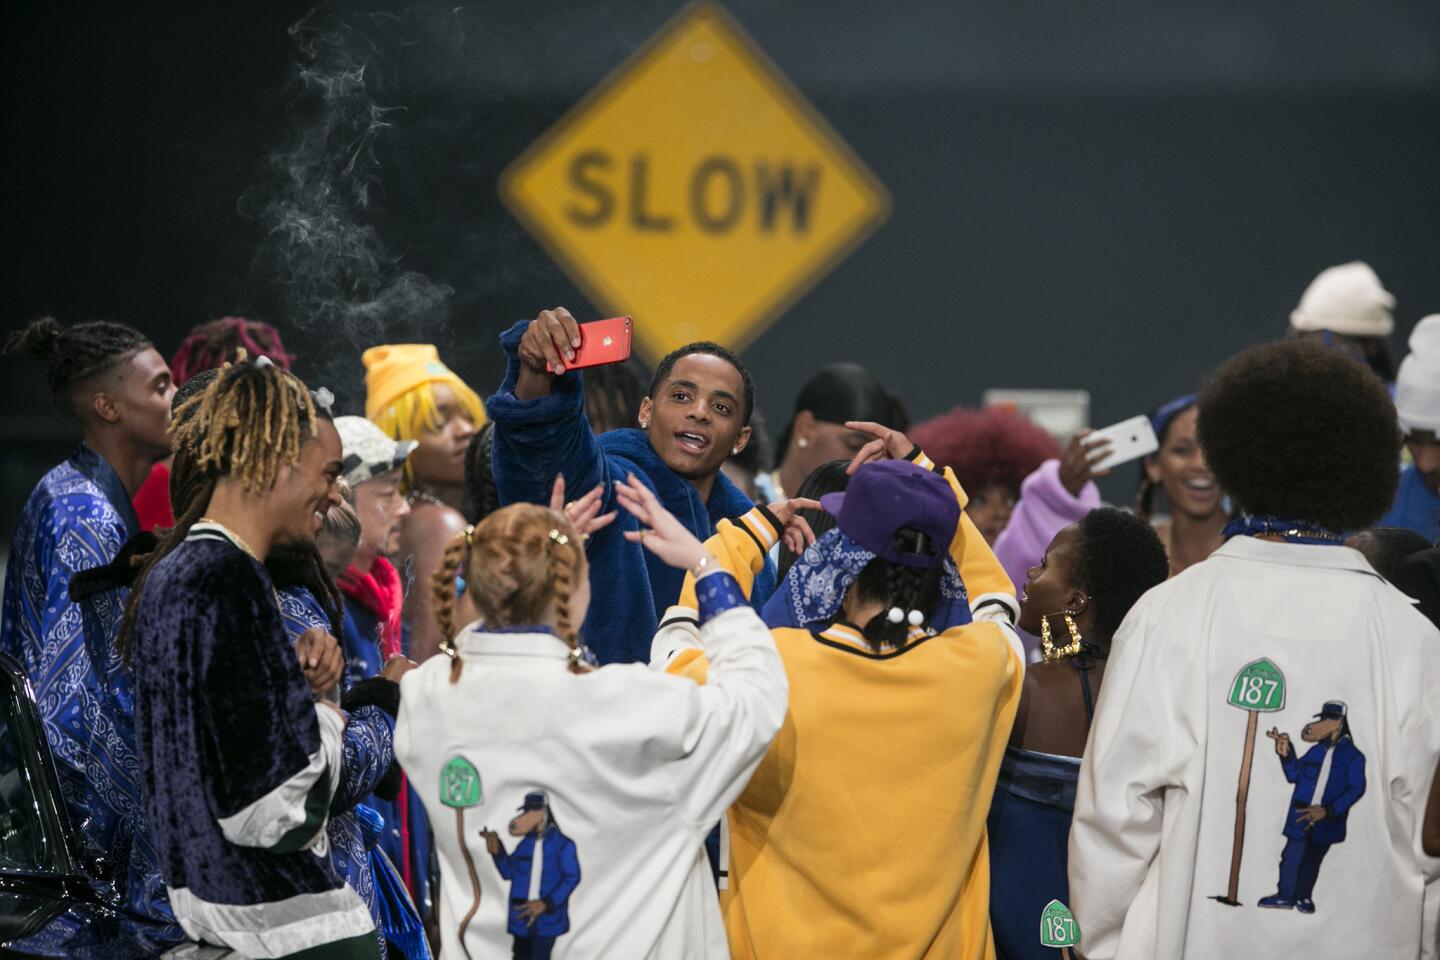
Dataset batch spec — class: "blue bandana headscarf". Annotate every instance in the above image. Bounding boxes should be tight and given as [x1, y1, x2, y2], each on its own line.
[1150, 393, 1197, 442]
[761, 527, 972, 631]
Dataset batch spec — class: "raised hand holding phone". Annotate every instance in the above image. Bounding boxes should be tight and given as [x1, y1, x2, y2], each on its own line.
[1085, 415, 1158, 473]
[1058, 430, 1115, 496]
[546, 316, 631, 374]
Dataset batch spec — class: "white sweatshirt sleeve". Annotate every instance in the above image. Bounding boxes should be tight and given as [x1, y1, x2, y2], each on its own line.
[1068, 596, 1174, 959]
[663, 603, 788, 829]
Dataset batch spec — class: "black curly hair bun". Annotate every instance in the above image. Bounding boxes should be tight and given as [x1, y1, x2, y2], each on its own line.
[1074, 508, 1169, 646]
[4, 316, 64, 362]
[1197, 340, 1400, 533]
[3, 316, 152, 414]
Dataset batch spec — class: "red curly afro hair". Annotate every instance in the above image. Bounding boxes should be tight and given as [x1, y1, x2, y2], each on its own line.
[910, 406, 1060, 496]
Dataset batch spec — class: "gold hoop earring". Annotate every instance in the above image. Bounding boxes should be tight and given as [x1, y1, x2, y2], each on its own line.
[1041, 613, 1084, 662]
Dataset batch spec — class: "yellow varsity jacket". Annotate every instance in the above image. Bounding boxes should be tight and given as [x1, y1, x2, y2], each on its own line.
[655, 460, 1024, 960]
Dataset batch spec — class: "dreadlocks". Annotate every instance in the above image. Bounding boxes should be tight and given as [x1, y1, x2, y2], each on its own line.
[118, 360, 323, 660]
[180, 359, 319, 494]
[170, 316, 295, 386]
[4, 316, 153, 417]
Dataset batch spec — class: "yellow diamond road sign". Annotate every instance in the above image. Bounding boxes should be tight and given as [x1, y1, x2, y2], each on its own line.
[500, 2, 890, 361]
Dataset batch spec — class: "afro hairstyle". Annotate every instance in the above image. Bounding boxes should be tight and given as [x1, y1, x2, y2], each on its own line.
[1072, 507, 1170, 647]
[909, 407, 1060, 497]
[1196, 339, 1399, 532]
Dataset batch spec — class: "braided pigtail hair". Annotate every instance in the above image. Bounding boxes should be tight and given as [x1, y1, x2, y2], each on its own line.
[430, 530, 473, 682]
[853, 528, 944, 651]
[437, 504, 588, 681]
[117, 361, 320, 662]
[544, 519, 587, 674]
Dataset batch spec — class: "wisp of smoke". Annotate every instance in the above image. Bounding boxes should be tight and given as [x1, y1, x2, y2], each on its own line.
[240, 4, 454, 408]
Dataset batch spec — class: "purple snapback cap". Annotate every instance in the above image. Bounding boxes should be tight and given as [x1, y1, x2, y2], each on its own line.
[819, 460, 958, 569]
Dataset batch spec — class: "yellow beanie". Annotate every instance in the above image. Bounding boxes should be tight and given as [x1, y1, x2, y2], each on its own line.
[362, 344, 484, 424]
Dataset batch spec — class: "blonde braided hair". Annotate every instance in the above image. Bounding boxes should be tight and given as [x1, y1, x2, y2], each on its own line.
[119, 361, 322, 661]
[431, 503, 587, 682]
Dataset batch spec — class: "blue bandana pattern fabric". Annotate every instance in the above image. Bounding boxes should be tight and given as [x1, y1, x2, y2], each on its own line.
[0, 447, 182, 955]
[761, 528, 972, 631]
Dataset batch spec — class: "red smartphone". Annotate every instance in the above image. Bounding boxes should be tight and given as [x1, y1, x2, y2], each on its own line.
[548, 316, 632, 373]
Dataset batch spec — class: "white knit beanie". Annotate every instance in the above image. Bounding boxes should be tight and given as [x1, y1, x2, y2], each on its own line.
[1289, 261, 1395, 337]
[1395, 314, 1440, 435]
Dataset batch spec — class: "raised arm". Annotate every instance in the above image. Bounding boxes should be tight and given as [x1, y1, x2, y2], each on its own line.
[613, 475, 788, 825]
[993, 433, 1107, 597]
[649, 501, 814, 681]
[845, 420, 1017, 621]
[486, 310, 616, 512]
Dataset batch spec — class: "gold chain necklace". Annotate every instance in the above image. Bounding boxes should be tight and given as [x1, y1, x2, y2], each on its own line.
[193, 518, 283, 611]
[196, 517, 262, 561]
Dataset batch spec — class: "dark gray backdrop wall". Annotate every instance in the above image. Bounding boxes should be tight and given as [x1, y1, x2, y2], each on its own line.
[2, 0, 1438, 542]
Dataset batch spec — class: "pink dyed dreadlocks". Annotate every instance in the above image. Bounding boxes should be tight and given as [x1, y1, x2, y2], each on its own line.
[169, 316, 295, 385]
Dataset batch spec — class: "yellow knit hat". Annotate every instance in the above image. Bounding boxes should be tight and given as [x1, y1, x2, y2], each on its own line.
[362, 344, 485, 425]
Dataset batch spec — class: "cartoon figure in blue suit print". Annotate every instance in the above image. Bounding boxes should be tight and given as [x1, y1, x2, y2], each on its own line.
[479, 791, 581, 960]
[1258, 700, 1366, 914]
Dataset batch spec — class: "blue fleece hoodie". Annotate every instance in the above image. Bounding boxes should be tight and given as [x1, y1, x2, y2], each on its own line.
[486, 320, 775, 665]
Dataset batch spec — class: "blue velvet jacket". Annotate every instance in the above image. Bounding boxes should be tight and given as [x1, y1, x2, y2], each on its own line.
[487, 319, 776, 665]
[0, 445, 182, 955]
[132, 532, 373, 951]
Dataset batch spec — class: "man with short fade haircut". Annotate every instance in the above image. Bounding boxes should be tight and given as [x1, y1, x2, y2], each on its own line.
[0, 316, 181, 954]
[487, 307, 776, 665]
[124, 360, 378, 958]
[1069, 340, 1440, 960]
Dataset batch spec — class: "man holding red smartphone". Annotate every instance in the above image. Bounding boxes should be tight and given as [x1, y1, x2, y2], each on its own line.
[485, 307, 776, 666]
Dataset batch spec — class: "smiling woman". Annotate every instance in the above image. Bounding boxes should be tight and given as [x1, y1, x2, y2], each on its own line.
[1136, 396, 1228, 577]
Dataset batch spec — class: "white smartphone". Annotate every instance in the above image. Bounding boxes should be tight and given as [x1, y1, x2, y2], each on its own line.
[1086, 415, 1159, 472]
